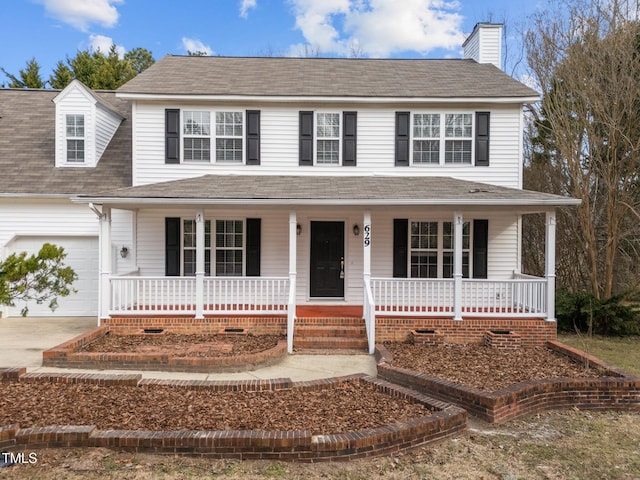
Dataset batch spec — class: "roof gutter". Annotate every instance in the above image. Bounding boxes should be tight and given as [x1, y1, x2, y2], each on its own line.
[115, 93, 540, 104]
[73, 196, 581, 207]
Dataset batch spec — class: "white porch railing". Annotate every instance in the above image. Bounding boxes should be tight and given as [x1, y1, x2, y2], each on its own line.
[372, 278, 455, 315]
[371, 276, 547, 318]
[110, 276, 197, 314]
[109, 276, 289, 315]
[203, 277, 289, 314]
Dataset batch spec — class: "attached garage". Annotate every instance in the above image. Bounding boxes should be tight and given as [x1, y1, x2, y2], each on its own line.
[7, 236, 99, 317]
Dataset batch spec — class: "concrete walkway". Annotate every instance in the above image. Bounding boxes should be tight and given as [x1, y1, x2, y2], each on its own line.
[0, 316, 377, 381]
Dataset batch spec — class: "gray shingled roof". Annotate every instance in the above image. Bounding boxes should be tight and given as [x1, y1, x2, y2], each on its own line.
[77, 175, 579, 207]
[0, 89, 131, 195]
[117, 56, 539, 99]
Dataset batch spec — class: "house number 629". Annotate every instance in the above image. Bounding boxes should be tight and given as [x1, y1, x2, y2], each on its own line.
[363, 224, 371, 247]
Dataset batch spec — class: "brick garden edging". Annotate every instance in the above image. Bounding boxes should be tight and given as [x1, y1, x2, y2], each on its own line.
[0, 371, 467, 461]
[376, 342, 640, 424]
[42, 326, 288, 373]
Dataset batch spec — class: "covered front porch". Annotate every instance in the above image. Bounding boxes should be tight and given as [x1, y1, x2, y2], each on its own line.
[75, 175, 579, 354]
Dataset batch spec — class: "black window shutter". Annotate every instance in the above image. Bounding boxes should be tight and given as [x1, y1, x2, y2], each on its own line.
[473, 219, 488, 279]
[395, 112, 410, 166]
[165, 109, 180, 164]
[165, 217, 181, 276]
[299, 111, 314, 166]
[393, 219, 409, 278]
[475, 112, 490, 166]
[342, 111, 357, 166]
[246, 110, 261, 165]
[246, 218, 261, 276]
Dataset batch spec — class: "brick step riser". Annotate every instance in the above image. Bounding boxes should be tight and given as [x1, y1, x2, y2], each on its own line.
[293, 338, 369, 349]
[294, 317, 365, 327]
[294, 327, 367, 338]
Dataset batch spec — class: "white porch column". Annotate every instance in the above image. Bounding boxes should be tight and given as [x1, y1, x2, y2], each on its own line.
[453, 211, 463, 321]
[195, 211, 205, 319]
[98, 206, 112, 324]
[363, 211, 371, 281]
[287, 210, 297, 353]
[545, 210, 557, 322]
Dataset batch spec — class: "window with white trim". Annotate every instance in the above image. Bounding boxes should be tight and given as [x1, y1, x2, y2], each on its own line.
[444, 114, 472, 164]
[411, 113, 473, 165]
[183, 219, 211, 276]
[184, 111, 211, 161]
[66, 114, 85, 163]
[316, 112, 340, 164]
[215, 112, 243, 162]
[183, 111, 243, 163]
[410, 220, 471, 278]
[215, 220, 244, 276]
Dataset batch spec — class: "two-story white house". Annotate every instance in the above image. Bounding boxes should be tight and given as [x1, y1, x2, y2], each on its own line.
[0, 24, 579, 353]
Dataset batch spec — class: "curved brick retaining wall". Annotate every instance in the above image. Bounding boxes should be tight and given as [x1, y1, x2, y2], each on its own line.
[376, 342, 640, 424]
[42, 326, 288, 373]
[0, 372, 466, 461]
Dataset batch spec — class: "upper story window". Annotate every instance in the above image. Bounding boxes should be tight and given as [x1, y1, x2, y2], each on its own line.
[66, 114, 85, 163]
[412, 113, 472, 165]
[396, 111, 489, 167]
[182, 110, 243, 163]
[183, 111, 211, 162]
[444, 114, 472, 164]
[316, 112, 340, 164]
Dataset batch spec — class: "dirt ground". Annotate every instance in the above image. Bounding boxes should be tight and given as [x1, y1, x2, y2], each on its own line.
[1, 410, 638, 479]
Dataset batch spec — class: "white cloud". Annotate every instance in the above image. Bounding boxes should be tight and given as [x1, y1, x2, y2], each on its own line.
[181, 37, 214, 55]
[89, 34, 125, 57]
[240, 0, 257, 18]
[37, 0, 123, 32]
[287, 0, 465, 57]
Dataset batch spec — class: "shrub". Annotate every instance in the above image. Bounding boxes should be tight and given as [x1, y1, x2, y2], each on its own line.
[556, 289, 640, 336]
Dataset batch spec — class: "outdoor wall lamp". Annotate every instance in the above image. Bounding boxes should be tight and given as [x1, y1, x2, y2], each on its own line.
[353, 224, 360, 236]
[120, 246, 129, 258]
[296, 224, 302, 236]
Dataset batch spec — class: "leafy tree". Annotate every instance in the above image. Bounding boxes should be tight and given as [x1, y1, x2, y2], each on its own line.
[124, 47, 155, 74]
[1, 57, 45, 88]
[0, 243, 77, 316]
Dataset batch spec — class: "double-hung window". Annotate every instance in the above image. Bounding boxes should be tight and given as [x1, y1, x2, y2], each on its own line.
[410, 220, 471, 278]
[183, 111, 243, 163]
[444, 113, 473, 164]
[181, 219, 244, 276]
[316, 112, 340, 164]
[215, 112, 243, 162]
[413, 114, 440, 164]
[215, 220, 244, 276]
[184, 111, 211, 161]
[66, 114, 85, 163]
[410, 113, 473, 165]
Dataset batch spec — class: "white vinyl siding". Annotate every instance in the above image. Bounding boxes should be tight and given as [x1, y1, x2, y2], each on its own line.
[135, 206, 520, 307]
[55, 82, 123, 167]
[132, 104, 522, 188]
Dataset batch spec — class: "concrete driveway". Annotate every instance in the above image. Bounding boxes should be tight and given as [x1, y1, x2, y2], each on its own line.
[0, 316, 96, 368]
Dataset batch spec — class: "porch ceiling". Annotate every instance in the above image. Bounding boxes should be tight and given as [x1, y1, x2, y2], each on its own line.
[74, 175, 580, 209]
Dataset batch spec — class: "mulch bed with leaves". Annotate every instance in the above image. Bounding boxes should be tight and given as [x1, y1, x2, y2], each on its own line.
[0, 380, 429, 433]
[78, 333, 283, 357]
[383, 342, 610, 392]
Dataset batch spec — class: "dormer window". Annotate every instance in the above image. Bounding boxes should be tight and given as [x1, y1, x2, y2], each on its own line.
[66, 114, 85, 163]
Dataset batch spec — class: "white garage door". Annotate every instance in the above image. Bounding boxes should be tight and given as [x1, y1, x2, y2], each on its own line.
[8, 236, 99, 317]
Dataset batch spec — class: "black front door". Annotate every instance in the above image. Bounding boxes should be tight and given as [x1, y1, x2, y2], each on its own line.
[310, 221, 345, 297]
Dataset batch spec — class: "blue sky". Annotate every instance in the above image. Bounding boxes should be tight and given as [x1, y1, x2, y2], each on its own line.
[1, 0, 542, 83]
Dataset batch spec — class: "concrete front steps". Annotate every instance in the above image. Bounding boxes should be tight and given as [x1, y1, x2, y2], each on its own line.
[293, 317, 369, 354]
